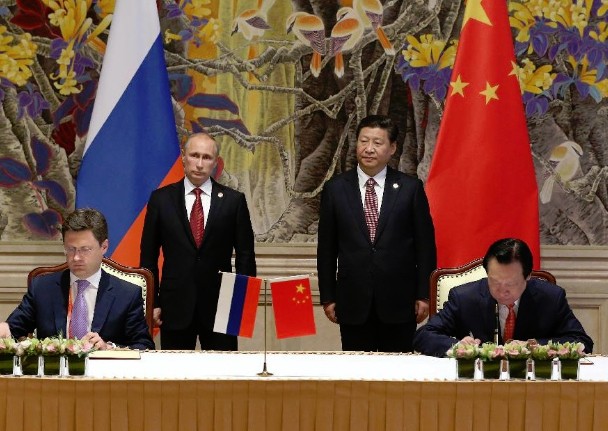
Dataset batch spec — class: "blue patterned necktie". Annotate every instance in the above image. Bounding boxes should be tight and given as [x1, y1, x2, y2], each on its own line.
[71, 279, 90, 338]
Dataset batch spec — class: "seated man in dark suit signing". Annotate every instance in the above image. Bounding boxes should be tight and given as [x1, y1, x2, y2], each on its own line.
[413, 238, 593, 357]
[0, 208, 154, 350]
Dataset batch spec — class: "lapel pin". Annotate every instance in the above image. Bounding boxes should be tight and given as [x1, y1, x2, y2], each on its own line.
[218, 192, 224, 198]
[392, 183, 399, 189]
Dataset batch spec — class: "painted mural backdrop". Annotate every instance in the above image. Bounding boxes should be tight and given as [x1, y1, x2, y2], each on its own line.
[0, 0, 606, 245]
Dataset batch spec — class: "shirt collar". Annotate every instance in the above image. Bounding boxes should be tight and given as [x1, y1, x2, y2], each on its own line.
[70, 267, 101, 289]
[184, 177, 212, 196]
[357, 165, 387, 189]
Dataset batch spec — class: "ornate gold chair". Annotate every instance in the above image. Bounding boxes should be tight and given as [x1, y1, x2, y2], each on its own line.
[28, 257, 154, 336]
[429, 258, 557, 316]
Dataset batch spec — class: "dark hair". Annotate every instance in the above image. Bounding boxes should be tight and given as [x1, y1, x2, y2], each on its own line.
[355, 115, 399, 143]
[482, 238, 533, 278]
[62, 208, 108, 245]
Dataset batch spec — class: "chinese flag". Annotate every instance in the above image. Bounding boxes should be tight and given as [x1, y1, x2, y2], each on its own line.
[425, 0, 540, 269]
[270, 277, 316, 339]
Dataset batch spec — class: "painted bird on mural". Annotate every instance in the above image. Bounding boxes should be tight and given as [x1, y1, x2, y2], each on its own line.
[540, 140, 584, 204]
[286, 12, 326, 78]
[232, 0, 276, 59]
[330, 7, 364, 78]
[353, 0, 395, 55]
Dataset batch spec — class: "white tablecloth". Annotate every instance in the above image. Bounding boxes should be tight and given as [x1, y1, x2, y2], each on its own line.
[86, 351, 608, 381]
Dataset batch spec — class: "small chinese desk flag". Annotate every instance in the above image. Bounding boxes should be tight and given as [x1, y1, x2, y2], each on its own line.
[270, 276, 316, 339]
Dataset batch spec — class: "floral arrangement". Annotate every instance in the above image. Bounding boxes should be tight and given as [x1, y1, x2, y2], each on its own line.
[530, 341, 586, 360]
[446, 342, 479, 359]
[15, 337, 41, 356]
[504, 340, 532, 359]
[63, 338, 96, 358]
[0, 337, 18, 355]
[448, 340, 586, 361]
[1, 336, 96, 358]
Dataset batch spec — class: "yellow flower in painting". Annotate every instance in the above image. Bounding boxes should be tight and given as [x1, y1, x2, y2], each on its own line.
[57, 43, 75, 66]
[96, 0, 115, 18]
[515, 58, 556, 94]
[54, 70, 81, 95]
[589, 22, 608, 42]
[198, 18, 221, 43]
[0, 27, 38, 86]
[42, 0, 93, 41]
[599, 0, 608, 16]
[184, 0, 212, 18]
[164, 30, 183, 44]
[567, 55, 608, 97]
[42, 0, 112, 94]
[539, 0, 592, 36]
[401, 34, 457, 70]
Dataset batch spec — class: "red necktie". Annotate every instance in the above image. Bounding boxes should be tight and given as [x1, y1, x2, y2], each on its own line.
[190, 188, 205, 247]
[504, 303, 516, 341]
[364, 178, 379, 242]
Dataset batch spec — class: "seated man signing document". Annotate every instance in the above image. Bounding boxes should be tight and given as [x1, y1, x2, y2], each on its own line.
[413, 238, 593, 357]
[0, 208, 154, 350]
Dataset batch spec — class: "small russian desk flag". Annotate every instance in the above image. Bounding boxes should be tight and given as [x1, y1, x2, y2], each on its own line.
[214, 272, 262, 338]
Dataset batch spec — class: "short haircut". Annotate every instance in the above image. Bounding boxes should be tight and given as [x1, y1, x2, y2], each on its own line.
[62, 208, 108, 245]
[355, 115, 399, 143]
[482, 238, 533, 278]
[182, 132, 219, 156]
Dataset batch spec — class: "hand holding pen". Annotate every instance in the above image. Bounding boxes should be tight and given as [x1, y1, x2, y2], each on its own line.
[460, 331, 481, 345]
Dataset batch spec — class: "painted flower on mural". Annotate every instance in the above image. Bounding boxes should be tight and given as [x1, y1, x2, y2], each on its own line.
[395, 34, 457, 101]
[0, 25, 37, 87]
[509, 0, 608, 111]
[164, 0, 220, 47]
[396, 0, 607, 116]
[42, 0, 112, 95]
[513, 58, 557, 116]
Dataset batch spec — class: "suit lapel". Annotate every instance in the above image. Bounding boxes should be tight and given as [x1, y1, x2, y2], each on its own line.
[91, 270, 115, 333]
[172, 180, 198, 248]
[513, 285, 534, 340]
[479, 282, 500, 342]
[204, 180, 223, 239]
[343, 170, 370, 242]
[375, 168, 399, 243]
[52, 271, 71, 336]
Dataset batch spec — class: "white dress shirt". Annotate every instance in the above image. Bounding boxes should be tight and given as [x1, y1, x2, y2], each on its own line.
[357, 165, 387, 215]
[184, 177, 212, 228]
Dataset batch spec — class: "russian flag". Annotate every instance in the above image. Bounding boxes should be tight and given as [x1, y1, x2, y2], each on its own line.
[214, 272, 262, 338]
[76, 0, 181, 264]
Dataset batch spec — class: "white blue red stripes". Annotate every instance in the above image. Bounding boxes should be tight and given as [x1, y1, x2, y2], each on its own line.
[76, 0, 179, 257]
[214, 273, 262, 338]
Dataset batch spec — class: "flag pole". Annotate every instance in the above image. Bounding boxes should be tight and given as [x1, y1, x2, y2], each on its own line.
[257, 278, 273, 377]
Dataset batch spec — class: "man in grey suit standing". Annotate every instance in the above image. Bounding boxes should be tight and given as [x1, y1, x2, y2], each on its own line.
[140, 133, 256, 350]
[317, 115, 436, 352]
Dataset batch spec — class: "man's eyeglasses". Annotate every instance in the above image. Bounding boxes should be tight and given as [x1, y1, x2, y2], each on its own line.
[64, 246, 95, 256]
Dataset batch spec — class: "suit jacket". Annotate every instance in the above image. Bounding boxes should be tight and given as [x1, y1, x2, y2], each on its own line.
[317, 167, 436, 325]
[413, 278, 594, 357]
[6, 270, 154, 350]
[140, 178, 256, 330]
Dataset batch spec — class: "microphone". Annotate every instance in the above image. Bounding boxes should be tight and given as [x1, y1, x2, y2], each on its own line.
[494, 303, 499, 344]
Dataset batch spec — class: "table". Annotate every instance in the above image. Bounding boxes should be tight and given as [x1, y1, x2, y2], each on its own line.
[0, 352, 607, 431]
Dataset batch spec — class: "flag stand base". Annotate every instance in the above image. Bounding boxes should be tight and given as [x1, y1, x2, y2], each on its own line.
[257, 361, 273, 377]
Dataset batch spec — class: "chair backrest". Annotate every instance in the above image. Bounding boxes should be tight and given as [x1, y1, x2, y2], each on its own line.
[429, 257, 557, 316]
[27, 257, 154, 336]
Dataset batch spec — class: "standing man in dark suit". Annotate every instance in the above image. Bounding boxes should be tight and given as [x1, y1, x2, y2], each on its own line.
[140, 132, 256, 350]
[0, 208, 154, 350]
[413, 238, 593, 356]
[317, 115, 437, 352]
